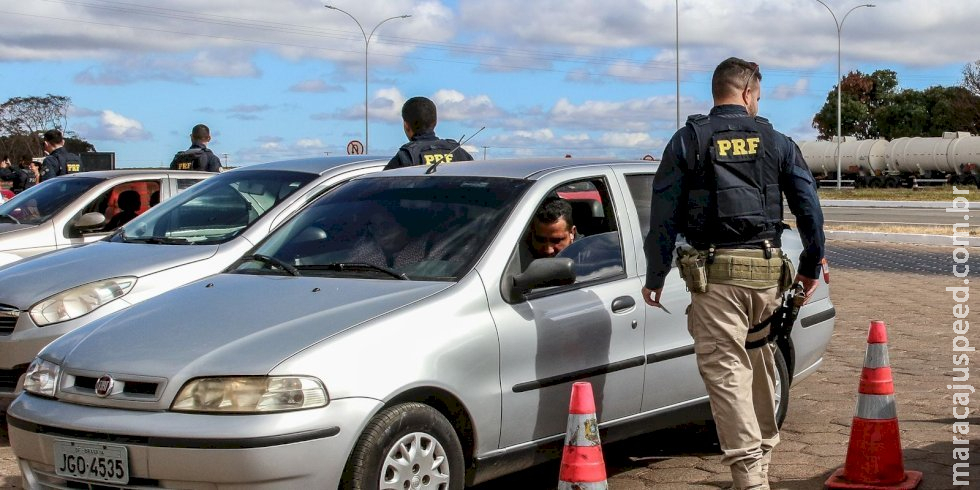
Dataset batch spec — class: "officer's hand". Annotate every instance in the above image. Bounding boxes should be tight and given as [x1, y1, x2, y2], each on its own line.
[795, 274, 819, 303]
[642, 287, 663, 307]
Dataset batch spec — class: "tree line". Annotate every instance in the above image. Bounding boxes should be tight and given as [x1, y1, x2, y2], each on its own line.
[0, 94, 94, 160]
[811, 62, 980, 140]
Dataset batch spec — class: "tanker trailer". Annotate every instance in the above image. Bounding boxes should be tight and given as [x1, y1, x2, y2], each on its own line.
[798, 137, 887, 187]
[945, 132, 980, 186]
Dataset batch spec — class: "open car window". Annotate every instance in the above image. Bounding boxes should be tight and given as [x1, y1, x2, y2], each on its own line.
[0, 177, 102, 225]
[236, 176, 532, 281]
[114, 170, 315, 245]
[520, 177, 625, 290]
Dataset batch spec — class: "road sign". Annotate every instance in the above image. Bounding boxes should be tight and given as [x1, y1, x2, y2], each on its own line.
[347, 140, 364, 155]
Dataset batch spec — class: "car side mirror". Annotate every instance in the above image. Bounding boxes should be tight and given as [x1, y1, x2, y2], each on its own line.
[73, 212, 106, 231]
[504, 257, 576, 303]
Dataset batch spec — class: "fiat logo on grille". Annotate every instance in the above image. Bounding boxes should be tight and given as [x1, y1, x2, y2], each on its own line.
[95, 375, 114, 397]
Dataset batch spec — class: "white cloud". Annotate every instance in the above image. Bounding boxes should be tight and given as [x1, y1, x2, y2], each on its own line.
[599, 132, 656, 148]
[770, 78, 809, 101]
[432, 89, 502, 121]
[289, 79, 344, 93]
[75, 110, 151, 142]
[549, 97, 678, 132]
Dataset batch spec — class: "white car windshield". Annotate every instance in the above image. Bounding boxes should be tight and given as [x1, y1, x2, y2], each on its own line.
[236, 176, 532, 281]
[0, 177, 102, 225]
[114, 170, 316, 245]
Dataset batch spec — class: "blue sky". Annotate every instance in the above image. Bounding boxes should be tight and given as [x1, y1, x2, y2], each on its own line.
[0, 0, 976, 167]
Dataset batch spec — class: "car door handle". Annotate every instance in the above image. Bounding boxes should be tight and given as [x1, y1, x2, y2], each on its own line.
[611, 296, 635, 313]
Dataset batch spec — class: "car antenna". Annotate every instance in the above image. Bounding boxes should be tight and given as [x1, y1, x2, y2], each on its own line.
[426, 126, 486, 174]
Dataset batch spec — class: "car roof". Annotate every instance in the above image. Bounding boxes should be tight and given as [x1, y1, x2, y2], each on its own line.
[57, 169, 214, 180]
[225, 156, 389, 176]
[374, 157, 657, 180]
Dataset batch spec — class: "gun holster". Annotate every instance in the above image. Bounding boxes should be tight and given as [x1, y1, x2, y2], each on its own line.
[745, 282, 806, 349]
[676, 245, 709, 293]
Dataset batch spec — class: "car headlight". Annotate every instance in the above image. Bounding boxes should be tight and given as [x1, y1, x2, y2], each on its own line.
[171, 376, 328, 413]
[23, 357, 61, 397]
[29, 277, 137, 326]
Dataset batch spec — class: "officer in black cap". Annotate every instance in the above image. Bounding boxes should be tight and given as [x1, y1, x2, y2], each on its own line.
[384, 96, 473, 170]
[39, 129, 79, 182]
[641, 57, 825, 490]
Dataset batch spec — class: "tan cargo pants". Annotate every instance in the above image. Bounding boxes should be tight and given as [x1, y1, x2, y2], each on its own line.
[688, 283, 781, 490]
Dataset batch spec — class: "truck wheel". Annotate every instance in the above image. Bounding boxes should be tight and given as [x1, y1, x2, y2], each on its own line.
[884, 176, 899, 188]
[853, 176, 867, 188]
[341, 403, 464, 490]
[869, 177, 884, 188]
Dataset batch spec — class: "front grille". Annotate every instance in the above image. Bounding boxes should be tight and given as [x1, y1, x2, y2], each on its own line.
[0, 304, 20, 335]
[72, 375, 161, 399]
[0, 366, 28, 390]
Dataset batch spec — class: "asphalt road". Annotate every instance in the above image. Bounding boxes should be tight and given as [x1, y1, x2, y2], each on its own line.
[2, 241, 978, 489]
[819, 206, 968, 227]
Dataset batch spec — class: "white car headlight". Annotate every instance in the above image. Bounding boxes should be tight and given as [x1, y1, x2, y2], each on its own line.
[171, 376, 328, 413]
[29, 276, 137, 326]
[23, 357, 61, 397]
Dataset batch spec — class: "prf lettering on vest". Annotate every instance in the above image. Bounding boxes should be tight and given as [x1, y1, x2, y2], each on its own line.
[423, 153, 454, 165]
[715, 137, 761, 157]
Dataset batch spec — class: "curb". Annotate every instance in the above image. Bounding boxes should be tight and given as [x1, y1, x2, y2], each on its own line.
[826, 230, 980, 247]
[819, 200, 951, 208]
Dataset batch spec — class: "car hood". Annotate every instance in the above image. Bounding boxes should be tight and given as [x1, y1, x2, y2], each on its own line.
[55, 274, 452, 379]
[0, 241, 219, 308]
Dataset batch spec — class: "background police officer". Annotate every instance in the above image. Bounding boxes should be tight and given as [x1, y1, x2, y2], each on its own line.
[39, 129, 77, 182]
[641, 57, 825, 490]
[384, 96, 473, 170]
[170, 124, 222, 172]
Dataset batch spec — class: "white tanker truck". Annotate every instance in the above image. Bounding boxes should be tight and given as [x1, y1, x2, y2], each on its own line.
[798, 132, 980, 188]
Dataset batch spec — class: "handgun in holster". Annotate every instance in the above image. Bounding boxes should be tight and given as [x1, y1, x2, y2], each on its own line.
[745, 282, 806, 349]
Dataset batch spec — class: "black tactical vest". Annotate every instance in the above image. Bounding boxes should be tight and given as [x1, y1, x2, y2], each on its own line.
[404, 139, 470, 166]
[682, 114, 784, 248]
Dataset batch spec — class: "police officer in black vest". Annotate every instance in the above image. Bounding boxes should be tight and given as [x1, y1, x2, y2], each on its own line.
[40, 129, 79, 182]
[170, 124, 222, 172]
[642, 58, 825, 490]
[384, 96, 473, 170]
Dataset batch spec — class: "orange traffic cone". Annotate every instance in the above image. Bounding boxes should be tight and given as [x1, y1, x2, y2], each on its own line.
[558, 382, 608, 490]
[825, 321, 923, 489]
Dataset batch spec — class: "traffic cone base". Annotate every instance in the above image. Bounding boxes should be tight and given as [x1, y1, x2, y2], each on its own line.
[825, 468, 923, 489]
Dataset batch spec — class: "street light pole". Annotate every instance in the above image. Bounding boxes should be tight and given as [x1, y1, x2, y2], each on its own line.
[325, 5, 410, 154]
[815, 1, 874, 190]
[675, 0, 680, 129]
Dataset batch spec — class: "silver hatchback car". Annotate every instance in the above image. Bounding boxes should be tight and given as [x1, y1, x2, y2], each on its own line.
[6, 158, 835, 489]
[0, 157, 386, 410]
[0, 169, 213, 266]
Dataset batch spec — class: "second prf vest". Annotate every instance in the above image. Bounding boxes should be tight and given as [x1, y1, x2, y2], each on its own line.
[404, 139, 470, 166]
[682, 114, 783, 248]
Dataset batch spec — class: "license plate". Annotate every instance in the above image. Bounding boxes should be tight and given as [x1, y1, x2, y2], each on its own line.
[54, 439, 129, 485]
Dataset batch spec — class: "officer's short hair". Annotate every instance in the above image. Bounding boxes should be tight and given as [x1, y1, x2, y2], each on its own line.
[42, 129, 64, 145]
[191, 124, 211, 142]
[402, 97, 438, 133]
[533, 197, 575, 230]
[712, 57, 762, 99]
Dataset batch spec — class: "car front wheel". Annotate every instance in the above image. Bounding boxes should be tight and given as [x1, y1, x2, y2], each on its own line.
[774, 346, 791, 428]
[341, 402, 464, 490]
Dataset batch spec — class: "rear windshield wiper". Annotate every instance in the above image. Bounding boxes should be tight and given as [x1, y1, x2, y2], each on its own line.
[297, 262, 409, 280]
[0, 214, 20, 224]
[240, 254, 301, 277]
[121, 235, 191, 245]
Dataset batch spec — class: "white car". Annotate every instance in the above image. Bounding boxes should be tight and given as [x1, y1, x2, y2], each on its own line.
[0, 170, 213, 267]
[0, 156, 386, 410]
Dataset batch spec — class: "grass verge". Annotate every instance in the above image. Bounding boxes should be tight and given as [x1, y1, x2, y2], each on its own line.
[817, 186, 977, 201]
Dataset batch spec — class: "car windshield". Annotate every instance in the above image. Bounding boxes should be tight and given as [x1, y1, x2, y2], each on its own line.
[235, 176, 532, 281]
[0, 177, 102, 225]
[113, 170, 316, 245]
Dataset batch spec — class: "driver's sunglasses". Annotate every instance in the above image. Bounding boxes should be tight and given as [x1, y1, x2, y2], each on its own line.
[743, 62, 760, 91]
